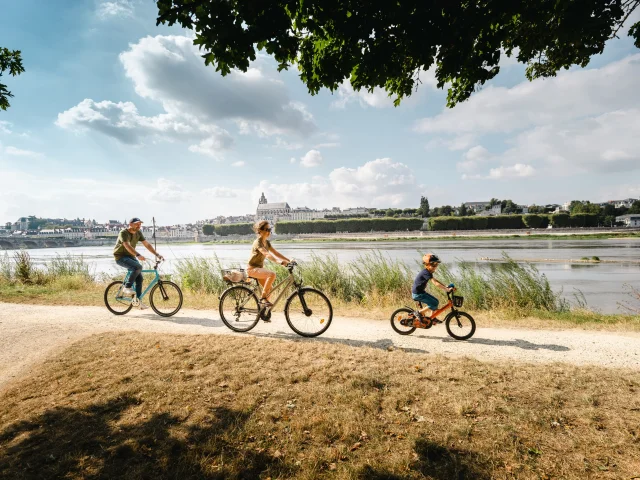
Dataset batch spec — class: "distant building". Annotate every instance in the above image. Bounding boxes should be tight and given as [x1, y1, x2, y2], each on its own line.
[463, 201, 490, 213]
[610, 198, 638, 209]
[616, 214, 640, 227]
[255, 192, 292, 222]
[477, 204, 502, 216]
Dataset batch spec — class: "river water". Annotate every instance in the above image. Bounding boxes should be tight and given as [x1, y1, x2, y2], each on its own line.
[3, 238, 639, 313]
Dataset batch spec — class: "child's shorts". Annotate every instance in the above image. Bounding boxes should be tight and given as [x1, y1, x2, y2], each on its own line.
[412, 292, 439, 310]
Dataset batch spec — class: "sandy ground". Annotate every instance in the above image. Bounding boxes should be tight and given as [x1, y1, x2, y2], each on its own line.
[2, 302, 639, 392]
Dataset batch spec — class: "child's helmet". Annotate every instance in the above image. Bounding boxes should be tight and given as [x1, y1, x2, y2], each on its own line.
[422, 253, 441, 265]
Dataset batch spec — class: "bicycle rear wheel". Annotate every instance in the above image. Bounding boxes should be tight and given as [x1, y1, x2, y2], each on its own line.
[445, 311, 476, 340]
[284, 287, 333, 337]
[149, 281, 183, 317]
[104, 281, 133, 315]
[390, 307, 417, 335]
[219, 285, 261, 332]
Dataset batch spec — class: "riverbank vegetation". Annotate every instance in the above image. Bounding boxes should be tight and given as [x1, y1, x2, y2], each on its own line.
[0, 250, 638, 329]
[1, 332, 639, 479]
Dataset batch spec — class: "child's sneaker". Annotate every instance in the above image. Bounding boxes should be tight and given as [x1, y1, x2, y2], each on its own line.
[122, 287, 135, 296]
[138, 301, 149, 310]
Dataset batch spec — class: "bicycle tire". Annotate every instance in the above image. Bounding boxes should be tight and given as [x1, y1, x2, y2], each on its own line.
[284, 287, 333, 337]
[219, 285, 261, 332]
[149, 281, 183, 317]
[390, 307, 417, 335]
[445, 311, 476, 340]
[104, 281, 133, 315]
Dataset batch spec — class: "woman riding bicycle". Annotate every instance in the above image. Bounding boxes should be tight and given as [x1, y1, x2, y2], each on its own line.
[247, 220, 291, 308]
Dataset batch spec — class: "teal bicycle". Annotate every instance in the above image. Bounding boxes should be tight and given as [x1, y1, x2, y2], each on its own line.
[104, 258, 183, 317]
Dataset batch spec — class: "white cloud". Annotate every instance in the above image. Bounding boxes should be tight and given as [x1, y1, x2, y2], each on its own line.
[488, 164, 535, 179]
[187, 132, 235, 159]
[231, 161, 245, 167]
[300, 149, 323, 168]
[201, 187, 239, 198]
[252, 158, 419, 209]
[272, 137, 303, 150]
[0, 121, 12, 134]
[97, 0, 133, 19]
[289, 157, 297, 164]
[119, 35, 316, 137]
[332, 68, 437, 109]
[456, 145, 490, 173]
[312, 142, 340, 149]
[415, 54, 640, 136]
[475, 109, 640, 177]
[149, 178, 192, 203]
[2, 145, 43, 158]
[57, 99, 234, 157]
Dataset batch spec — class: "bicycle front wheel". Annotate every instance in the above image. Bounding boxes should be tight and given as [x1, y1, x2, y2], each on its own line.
[150, 281, 183, 317]
[445, 311, 476, 340]
[219, 285, 261, 332]
[104, 281, 133, 315]
[284, 287, 333, 337]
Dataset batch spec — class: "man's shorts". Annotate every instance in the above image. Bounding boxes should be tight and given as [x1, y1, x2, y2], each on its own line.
[412, 292, 439, 310]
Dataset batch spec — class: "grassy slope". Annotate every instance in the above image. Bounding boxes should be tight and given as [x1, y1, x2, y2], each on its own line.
[0, 332, 638, 479]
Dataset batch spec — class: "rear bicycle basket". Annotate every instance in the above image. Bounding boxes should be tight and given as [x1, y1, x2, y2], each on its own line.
[452, 295, 464, 307]
[222, 268, 248, 284]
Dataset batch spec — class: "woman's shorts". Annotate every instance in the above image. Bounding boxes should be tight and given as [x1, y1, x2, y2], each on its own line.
[412, 292, 439, 310]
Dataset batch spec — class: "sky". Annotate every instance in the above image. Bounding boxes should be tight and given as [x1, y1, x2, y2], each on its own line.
[1, 0, 639, 225]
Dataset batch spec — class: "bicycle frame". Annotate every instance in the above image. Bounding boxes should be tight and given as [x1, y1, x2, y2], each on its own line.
[252, 270, 297, 310]
[115, 268, 160, 302]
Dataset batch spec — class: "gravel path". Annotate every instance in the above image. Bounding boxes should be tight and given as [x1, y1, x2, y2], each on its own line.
[1, 303, 639, 391]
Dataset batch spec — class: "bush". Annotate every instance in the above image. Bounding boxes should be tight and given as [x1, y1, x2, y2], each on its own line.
[523, 214, 549, 229]
[275, 218, 423, 234]
[551, 214, 570, 228]
[569, 213, 598, 228]
[214, 223, 253, 236]
[202, 224, 214, 235]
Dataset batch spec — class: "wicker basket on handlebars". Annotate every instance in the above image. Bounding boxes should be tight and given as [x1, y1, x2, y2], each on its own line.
[222, 269, 248, 284]
[452, 295, 464, 307]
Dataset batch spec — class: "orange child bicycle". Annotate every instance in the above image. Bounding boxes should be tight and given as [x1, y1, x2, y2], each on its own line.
[390, 283, 476, 340]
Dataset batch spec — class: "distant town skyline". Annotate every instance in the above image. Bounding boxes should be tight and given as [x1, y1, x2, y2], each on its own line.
[1, 2, 639, 225]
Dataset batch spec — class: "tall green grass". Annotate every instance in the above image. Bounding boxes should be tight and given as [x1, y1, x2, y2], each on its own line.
[175, 251, 567, 316]
[0, 251, 93, 286]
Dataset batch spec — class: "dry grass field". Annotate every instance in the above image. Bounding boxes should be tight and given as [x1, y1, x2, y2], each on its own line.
[1, 332, 639, 479]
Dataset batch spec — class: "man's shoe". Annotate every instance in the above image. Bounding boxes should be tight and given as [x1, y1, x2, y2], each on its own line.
[122, 287, 135, 296]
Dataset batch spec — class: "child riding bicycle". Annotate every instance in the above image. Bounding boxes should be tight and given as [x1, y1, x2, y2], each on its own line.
[412, 253, 453, 324]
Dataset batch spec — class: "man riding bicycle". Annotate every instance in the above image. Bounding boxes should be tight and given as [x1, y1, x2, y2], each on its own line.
[113, 217, 163, 309]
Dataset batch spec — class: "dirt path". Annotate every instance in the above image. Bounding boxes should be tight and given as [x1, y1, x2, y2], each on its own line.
[2, 302, 639, 391]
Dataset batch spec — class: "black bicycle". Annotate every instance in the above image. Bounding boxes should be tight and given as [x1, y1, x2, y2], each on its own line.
[218, 261, 333, 337]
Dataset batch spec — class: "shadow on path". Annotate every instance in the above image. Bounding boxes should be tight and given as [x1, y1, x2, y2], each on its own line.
[440, 336, 570, 351]
[136, 313, 225, 329]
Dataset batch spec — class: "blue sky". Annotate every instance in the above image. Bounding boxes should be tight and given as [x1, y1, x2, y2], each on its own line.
[1, 0, 639, 225]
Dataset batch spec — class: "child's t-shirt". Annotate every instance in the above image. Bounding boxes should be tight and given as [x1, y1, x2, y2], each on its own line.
[412, 268, 433, 294]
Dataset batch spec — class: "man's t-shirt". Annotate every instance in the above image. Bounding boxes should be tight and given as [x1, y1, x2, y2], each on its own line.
[412, 268, 433, 294]
[113, 228, 146, 260]
[248, 237, 272, 268]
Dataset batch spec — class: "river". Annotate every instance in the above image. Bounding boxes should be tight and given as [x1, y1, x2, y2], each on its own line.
[3, 238, 639, 314]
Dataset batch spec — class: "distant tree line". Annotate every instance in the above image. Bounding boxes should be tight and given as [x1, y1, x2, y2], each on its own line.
[428, 213, 613, 231]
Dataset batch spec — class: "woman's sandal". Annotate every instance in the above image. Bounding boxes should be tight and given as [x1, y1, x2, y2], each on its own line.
[259, 298, 273, 308]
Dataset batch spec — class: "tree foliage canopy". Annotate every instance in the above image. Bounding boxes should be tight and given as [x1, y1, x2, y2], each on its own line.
[156, 0, 640, 107]
[0, 48, 25, 111]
